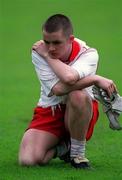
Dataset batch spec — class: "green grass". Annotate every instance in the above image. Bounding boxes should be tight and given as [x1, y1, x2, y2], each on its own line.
[0, 0, 122, 179]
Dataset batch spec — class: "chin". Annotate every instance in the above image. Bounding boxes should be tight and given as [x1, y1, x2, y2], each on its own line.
[50, 54, 61, 59]
[50, 55, 57, 59]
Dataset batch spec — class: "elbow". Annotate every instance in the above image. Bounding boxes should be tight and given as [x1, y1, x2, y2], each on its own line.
[52, 84, 64, 96]
[62, 74, 78, 85]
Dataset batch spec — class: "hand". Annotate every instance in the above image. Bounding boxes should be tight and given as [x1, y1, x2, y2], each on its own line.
[32, 40, 49, 58]
[95, 75, 117, 97]
[92, 85, 122, 130]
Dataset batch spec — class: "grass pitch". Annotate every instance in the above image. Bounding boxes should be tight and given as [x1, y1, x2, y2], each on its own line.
[0, 0, 122, 179]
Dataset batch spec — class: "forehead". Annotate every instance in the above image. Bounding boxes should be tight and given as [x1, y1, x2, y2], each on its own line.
[42, 29, 66, 40]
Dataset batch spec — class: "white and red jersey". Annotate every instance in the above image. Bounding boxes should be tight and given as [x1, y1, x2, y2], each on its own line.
[32, 38, 99, 107]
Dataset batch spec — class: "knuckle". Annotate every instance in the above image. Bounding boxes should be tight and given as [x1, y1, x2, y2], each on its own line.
[110, 80, 113, 84]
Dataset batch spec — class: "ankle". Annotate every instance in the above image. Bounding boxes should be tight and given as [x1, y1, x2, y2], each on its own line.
[70, 138, 86, 158]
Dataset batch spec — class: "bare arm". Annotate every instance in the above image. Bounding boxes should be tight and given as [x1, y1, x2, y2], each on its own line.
[45, 56, 79, 84]
[49, 75, 117, 97]
[32, 41, 117, 97]
[32, 40, 79, 85]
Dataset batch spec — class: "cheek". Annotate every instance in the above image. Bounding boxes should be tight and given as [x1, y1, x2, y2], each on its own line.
[58, 44, 67, 52]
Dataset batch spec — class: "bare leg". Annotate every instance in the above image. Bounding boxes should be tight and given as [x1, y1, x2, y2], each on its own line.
[64, 90, 93, 168]
[65, 90, 93, 141]
[19, 129, 59, 166]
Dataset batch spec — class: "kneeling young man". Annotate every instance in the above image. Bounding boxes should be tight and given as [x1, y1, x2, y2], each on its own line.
[19, 14, 117, 169]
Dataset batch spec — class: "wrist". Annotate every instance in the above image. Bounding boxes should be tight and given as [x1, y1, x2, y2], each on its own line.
[46, 55, 59, 63]
[41, 52, 49, 60]
[45, 55, 52, 61]
[93, 75, 101, 86]
[93, 75, 99, 86]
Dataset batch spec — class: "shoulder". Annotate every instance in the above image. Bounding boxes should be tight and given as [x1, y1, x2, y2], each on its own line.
[74, 38, 89, 48]
[75, 38, 99, 57]
[31, 50, 48, 65]
[32, 50, 41, 59]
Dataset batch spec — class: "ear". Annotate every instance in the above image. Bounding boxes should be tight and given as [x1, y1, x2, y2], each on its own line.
[69, 35, 74, 43]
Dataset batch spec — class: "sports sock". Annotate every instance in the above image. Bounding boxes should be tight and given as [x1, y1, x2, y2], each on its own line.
[70, 138, 86, 158]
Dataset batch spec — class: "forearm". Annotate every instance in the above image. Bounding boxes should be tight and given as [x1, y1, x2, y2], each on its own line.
[49, 75, 116, 97]
[32, 41, 79, 85]
[46, 56, 79, 85]
[49, 75, 97, 96]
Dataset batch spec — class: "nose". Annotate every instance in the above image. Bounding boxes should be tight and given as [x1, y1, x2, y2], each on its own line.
[49, 43, 55, 51]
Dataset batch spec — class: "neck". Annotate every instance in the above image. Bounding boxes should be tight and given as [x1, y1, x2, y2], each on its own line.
[60, 44, 72, 63]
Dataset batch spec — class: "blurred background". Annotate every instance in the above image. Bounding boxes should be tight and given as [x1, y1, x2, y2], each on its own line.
[1, 0, 122, 119]
[0, 0, 122, 179]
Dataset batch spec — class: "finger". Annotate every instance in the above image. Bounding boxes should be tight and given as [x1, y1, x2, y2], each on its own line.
[110, 84, 117, 94]
[32, 40, 43, 49]
[114, 84, 118, 93]
[106, 88, 111, 97]
[108, 85, 116, 97]
[32, 45, 37, 50]
[34, 40, 42, 46]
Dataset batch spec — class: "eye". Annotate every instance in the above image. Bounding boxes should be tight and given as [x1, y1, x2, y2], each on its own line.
[44, 40, 50, 44]
[53, 41, 62, 45]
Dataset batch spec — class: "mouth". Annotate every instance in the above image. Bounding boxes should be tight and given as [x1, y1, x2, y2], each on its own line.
[50, 52, 58, 57]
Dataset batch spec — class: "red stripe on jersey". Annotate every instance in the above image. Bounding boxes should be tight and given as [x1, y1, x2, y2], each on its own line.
[69, 40, 80, 62]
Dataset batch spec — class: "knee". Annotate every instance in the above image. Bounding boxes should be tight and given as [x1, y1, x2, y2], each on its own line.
[18, 142, 46, 166]
[68, 90, 91, 108]
[19, 149, 46, 166]
[19, 154, 36, 166]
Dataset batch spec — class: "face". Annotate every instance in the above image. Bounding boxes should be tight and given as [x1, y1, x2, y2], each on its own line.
[42, 29, 74, 61]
